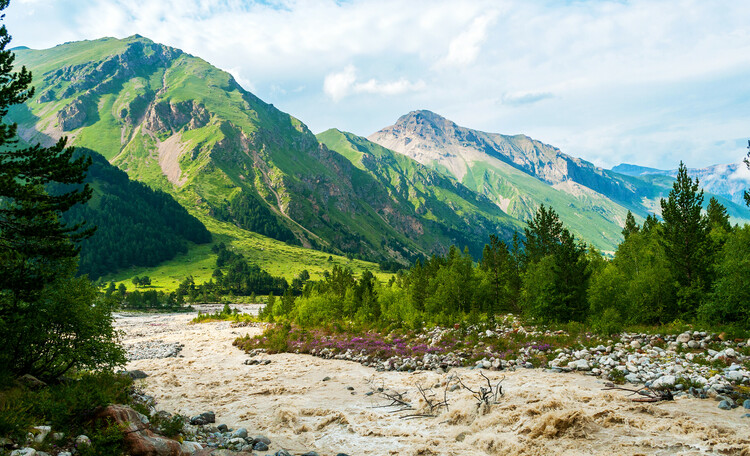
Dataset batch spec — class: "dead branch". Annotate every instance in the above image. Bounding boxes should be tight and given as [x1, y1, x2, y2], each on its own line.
[457, 372, 504, 408]
[602, 382, 674, 402]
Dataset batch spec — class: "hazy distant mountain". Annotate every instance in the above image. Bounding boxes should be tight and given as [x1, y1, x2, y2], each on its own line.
[613, 162, 750, 206]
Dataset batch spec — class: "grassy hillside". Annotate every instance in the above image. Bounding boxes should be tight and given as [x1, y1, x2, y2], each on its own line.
[103, 213, 389, 291]
[12, 36, 522, 266]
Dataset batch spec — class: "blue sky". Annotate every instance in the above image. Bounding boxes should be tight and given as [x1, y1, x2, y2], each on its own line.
[7, 0, 750, 169]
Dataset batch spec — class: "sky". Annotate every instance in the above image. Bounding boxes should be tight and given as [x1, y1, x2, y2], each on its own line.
[6, 0, 750, 169]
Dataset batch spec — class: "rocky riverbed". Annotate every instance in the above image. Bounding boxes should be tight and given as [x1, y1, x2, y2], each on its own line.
[117, 310, 750, 455]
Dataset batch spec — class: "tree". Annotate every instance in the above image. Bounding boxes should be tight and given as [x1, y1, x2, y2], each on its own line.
[706, 197, 731, 233]
[479, 234, 513, 313]
[621, 211, 640, 239]
[0, 0, 123, 380]
[521, 206, 589, 322]
[659, 162, 710, 316]
[744, 140, 750, 206]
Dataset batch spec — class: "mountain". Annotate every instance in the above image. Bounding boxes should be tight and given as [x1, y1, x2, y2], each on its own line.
[368, 110, 658, 251]
[317, 129, 522, 257]
[9, 36, 520, 264]
[62, 149, 212, 279]
[613, 162, 750, 206]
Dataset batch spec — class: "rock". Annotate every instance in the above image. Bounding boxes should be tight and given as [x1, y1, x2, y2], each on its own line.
[625, 373, 640, 384]
[217, 424, 229, 433]
[687, 340, 699, 349]
[301, 452, 320, 456]
[726, 371, 744, 382]
[51, 432, 65, 441]
[725, 348, 737, 358]
[95, 405, 182, 456]
[181, 441, 203, 453]
[253, 441, 269, 451]
[10, 449, 36, 456]
[32, 426, 51, 444]
[190, 411, 216, 425]
[254, 435, 271, 445]
[336, 454, 351, 456]
[718, 400, 733, 410]
[743, 413, 750, 418]
[275, 451, 292, 456]
[322, 376, 331, 381]
[124, 369, 149, 380]
[16, 374, 46, 390]
[58, 453, 72, 456]
[630, 340, 641, 349]
[744, 399, 750, 409]
[676, 332, 691, 344]
[652, 375, 676, 389]
[568, 359, 590, 371]
[230, 427, 247, 439]
[346, 386, 354, 391]
[75, 435, 91, 446]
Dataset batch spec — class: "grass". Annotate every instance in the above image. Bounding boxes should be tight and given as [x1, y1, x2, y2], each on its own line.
[103, 213, 391, 291]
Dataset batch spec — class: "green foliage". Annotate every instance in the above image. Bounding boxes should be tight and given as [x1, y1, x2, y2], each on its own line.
[521, 205, 590, 323]
[660, 162, 712, 316]
[213, 190, 297, 244]
[699, 225, 750, 326]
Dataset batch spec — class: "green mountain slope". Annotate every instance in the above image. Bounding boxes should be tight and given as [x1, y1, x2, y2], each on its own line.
[370, 111, 750, 250]
[317, 129, 522, 257]
[369, 111, 644, 251]
[10, 36, 520, 263]
[62, 148, 211, 279]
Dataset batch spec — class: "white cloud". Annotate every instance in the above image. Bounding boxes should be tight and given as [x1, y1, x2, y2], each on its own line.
[5, 0, 750, 168]
[323, 64, 425, 102]
[441, 11, 497, 67]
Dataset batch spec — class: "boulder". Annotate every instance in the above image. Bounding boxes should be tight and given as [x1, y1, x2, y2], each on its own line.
[190, 411, 216, 425]
[16, 374, 46, 390]
[95, 405, 184, 456]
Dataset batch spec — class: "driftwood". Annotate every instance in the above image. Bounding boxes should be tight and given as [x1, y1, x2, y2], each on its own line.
[457, 371, 505, 408]
[602, 382, 674, 402]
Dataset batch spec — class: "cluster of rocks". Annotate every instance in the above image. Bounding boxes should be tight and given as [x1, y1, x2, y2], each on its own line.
[186, 411, 348, 456]
[5, 426, 92, 456]
[126, 340, 184, 360]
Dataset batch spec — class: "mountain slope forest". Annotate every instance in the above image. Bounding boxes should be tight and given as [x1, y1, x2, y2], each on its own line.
[61, 148, 211, 279]
[9, 36, 520, 267]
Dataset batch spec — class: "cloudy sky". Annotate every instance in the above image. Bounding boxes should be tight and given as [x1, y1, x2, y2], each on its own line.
[7, 0, 750, 169]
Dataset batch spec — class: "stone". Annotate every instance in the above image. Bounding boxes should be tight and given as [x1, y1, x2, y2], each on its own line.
[275, 451, 293, 456]
[230, 427, 247, 439]
[676, 332, 691, 344]
[190, 411, 216, 425]
[10, 449, 36, 456]
[630, 340, 641, 349]
[322, 376, 331, 381]
[51, 432, 65, 441]
[253, 441, 269, 451]
[58, 453, 72, 456]
[217, 424, 229, 432]
[16, 374, 46, 390]
[254, 435, 271, 445]
[687, 340, 699, 349]
[718, 400, 733, 410]
[95, 405, 182, 456]
[652, 375, 676, 389]
[568, 359, 590, 371]
[32, 425, 51, 444]
[725, 348, 737, 358]
[726, 371, 744, 382]
[625, 373, 640, 384]
[301, 452, 320, 456]
[124, 369, 149, 380]
[75, 435, 91, 446]
[744, 399, 750, 409]
[181, 441, 203, 452]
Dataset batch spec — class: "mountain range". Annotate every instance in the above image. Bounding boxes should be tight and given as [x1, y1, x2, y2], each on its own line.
[8, 35, 750, 277]
[612, 161, 750, 206]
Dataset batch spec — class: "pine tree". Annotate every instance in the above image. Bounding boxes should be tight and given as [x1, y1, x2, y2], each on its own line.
[744, 140, 750, 206]
[706, 197, 731, 232]
[0, 0, 123, 380]
[621, 210, 640, 239]
[659, 162, 710, 317]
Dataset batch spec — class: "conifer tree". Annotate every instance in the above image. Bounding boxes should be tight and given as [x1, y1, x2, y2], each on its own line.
[621, 210, 640, 239]
[706, 197, 731, 232]
[659, 162, 710, 317]
[0, 0, 122, 380]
